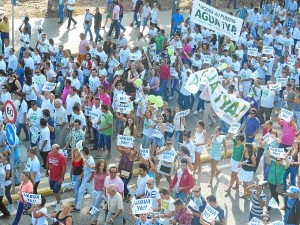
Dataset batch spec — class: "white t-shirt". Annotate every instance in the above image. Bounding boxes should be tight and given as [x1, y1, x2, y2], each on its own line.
[38, 127, 51, 152]
[71, 112, 86, 129]
[3, 164, 11, 186]
[23, 83, 38, 101]
[66, 94, 81, 115]
[90, 105, 102, 129]
[160, 198, 175, 225]
[89, 76, 100, 94]
[16, 100, 28, 124]
[136, 174, 149, 196]
[41, 96, 54, 116]
[33, 74, 47, 92]
[25, 156, 41, 182]
[67, 0, 75, 10]
[239, 68, 252, 89]
[145, 187, 161, 208]
[31, 207, 48, 225]
[261, 87, 276, 108]
[27, 108, 43, 128]
[142, 118, 156, 137]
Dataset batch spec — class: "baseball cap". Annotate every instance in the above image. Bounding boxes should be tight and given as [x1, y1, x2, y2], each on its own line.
[286, 186, 299, 194]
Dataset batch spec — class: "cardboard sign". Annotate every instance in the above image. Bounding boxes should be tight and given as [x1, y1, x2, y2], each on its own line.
[158, 149, 176, 163]
[262, 46, 273, 55]
[76, 140, 83, 151]
[114, 70, 123, 76]
[270, 83, 281, 91]
[203, 204, 219, 223]
[84, 106, 92, 117]
[270, 222, 284, 225]
[116, 94, 131, 103]
[263, 132, 274, 145]
[129, 53, 142, 61]
[115, 102, 133, 114]
[278, 108, 293, 122]
[89, 206, 100, 215]
[132, 198, 152, 214]
[268, 197, 280, 209]
[276, 78, 288, 87]
[58, 149, 68, 158]
[175, 109, 190, 118]
[188, 199, 200, 212]
[152, 127, 163, 139]
[269, 147, 285, 159]
[165, 123, 175, 133]
[153, 54, 160, 62]
[42, 82, 57, 92]
[249, 217, 263, 225]
[228, 122, 241, 134]
[140, 145, 150, 160]
[248, 48, 258, 57]
[22, 192, 41, 204]
[117, 135, 134, 148]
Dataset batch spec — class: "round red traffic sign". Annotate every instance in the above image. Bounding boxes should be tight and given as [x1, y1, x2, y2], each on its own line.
[4, 100, 17, 124]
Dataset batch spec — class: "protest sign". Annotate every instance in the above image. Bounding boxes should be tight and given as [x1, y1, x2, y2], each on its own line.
[269, 83, 281, 92]
[89, 206, 99, 215]
[22, 193, 41, 204]
[165, 123, 175, 133]
[228, 122, 241, 134]
[140, 145, 150, 160]
[24, 159, 31, 172]
[175, 109, 190, 118]
[59, 149, 68, 158]
[263, 132, 274, 145]
[262, 46, 273, 55]
[190, 0, 243, 41]
[114, 70, 123, 76]
[248, 48, 258, 57]
[129, 53, 142, 61]
[115, 102, 132, 114]
[185, 68, 250, 124]
[188, 199, 200, 212]
[42, 82, 56, 92]
[30, 127, 39, 144]
[270, 221, 284, 225]
[268, 197, 280, 209]
[152, 127, 163, 139]
[116, 94, 130, 103]
[278, 108, 293, 122]
[112, 57, 120, 67]
[153, 54, 160, 62]
[117, 135, 134, 148]
[132, 198, 152, 214]
[276, 78, 288, 87]
[158, 150, 176, 163]
[249, 217, 263, 225]
[269, 147, 285, 159]
[76, 140, 83, 151]
[203, 204, 219, 223]
[84, 106, 91, 117]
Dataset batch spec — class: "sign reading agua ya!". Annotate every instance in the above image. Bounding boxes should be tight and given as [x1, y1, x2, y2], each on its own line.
[185, 68, 250, 124]
[140, 145, 150, 159]
[270, 221, 284, 225]
[263, 132, 274, 145]
[117, 135, 134, 148]
[269, 147, 285, 159]
[249, 217, 263, 225]
[22, 192, 42, 204]
[262, 46, 274, 55]
[203, 204, 219, 223]
[247, 48, 258, 57]
[42, 82, 57, 92]
[132, 198, 152, 214]
[278, 108, 293, 122]
[190, 0, 243, 41]
[158, 150, 176, 163]
[228, 122, 240, 134]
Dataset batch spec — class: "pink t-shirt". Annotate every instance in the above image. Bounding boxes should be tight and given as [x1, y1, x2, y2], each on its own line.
[103, 176, 124, 193]
[19, 181, 34, 203]
[280, 120, 296, 145]
[113, 5, 120, 20]
[94, 172, 109, 191]
[79, 39, 89, 54]
[181, 44, 192, 60]
[99, 93, 111, 109]
[62, 86, 71, 105]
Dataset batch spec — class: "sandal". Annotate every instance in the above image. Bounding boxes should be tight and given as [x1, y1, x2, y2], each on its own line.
[224, 189, 230, 193]
[215, 170, 221, 178]
[232, 185, 239, 190]
[91, 221, 97, 225]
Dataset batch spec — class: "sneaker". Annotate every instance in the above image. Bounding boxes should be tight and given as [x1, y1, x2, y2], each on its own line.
[8, 204, 14, 212]
[54, 203, 61, 212]
[193, 110, 199, 115]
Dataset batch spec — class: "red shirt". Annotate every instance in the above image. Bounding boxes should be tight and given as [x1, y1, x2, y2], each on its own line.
[262, 128, 272, 136]
[47, 152, 67, 181]
[159, 65, 170, 80]
[170, 168, 194, 195]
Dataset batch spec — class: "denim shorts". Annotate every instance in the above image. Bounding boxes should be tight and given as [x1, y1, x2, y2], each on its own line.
[152, 137, 165, 147]
[98, 133, 112, 150]
[50, 180, 61, 193]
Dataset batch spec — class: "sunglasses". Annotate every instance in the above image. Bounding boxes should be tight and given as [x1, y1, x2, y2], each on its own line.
[262, 219, 270, 222]
[250, 112, 256, 115]
[146, 183, 153, 185]
[166, 143, 172, 145]
[192, 190, 200, 193]
[110, 171, 117, 174]
[276, 159, 282, 162]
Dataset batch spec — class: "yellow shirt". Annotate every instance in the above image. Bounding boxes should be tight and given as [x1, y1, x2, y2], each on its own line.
[0, 22, 9, 33]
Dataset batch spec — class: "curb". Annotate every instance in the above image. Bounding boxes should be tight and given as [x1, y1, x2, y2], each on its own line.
[3, 150, 234, 205]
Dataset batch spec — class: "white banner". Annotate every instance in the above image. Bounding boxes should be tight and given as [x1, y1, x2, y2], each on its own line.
[185, 68, 250, 124]
[228, 122, 240, 134]
[115, 102, 133, 114]
[116, 94, 131, 103]
[132, 198, 152, 214]
[22, 192, 41, 204]
[117, 135, 134, 148]
[269, 147, 285, 159]
[190, 0, 243, 41]
[203, 204, 219, 223]
[278, 108, 293, 122]
[140, 145, 150, 160]
[42, 82, 56, 92]
[276, 78, 288, 87]
[158, 150, 176, 163]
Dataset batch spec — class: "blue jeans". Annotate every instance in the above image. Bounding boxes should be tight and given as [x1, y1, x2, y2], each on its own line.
[71, 174, 82, 205]
[141, 135, 153, 149]
[12, 156, 21, 184]
[121, 174, 132, 198]
[92, 127, 99, 150]
[98, 133, 111, 150]
[19, 46, 26, 60]
[196, 95, 205, 111]
[170, 79, 179, 97]
[283, 166, 298, 191]
[263, 156, 271, 181]
[12, 201, 24, 225]
[133, 12, 140, 27]
[175, 191, 187, 201]
[84, 24, 93, 41]
[119, 16, 126, 31]
[174, 131, 183, 151]
[171, 25, 181, 37]
[94, 27, 102, 42]
[178, 93, 190, 111]
[245, 134, 255, 143]
[108, 20, 120, 38]
[160, 80, 169, 101]
[16, 122, 29, 141]
[58, 5, 64, 22]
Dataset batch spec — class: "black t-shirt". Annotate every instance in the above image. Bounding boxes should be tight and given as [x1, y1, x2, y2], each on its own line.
[134, 0, 144, 12]
[94, 12, 102, 27]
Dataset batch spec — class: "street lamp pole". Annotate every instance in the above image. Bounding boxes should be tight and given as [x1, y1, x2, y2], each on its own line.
[11, 0, 15, 48]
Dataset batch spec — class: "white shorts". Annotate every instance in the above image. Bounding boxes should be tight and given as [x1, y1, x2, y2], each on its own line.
[237, 168, 254, 182]
[195, 146, 204, 153]
[230, 158, 240, 173]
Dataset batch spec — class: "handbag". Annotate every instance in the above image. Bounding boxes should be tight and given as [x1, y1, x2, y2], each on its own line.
[120, 170, 130, 179]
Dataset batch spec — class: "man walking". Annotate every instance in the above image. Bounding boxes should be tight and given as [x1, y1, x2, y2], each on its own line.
[108, 1, 120, 39]
[94, 7, 103, 43]
[66, 0, 77, 29]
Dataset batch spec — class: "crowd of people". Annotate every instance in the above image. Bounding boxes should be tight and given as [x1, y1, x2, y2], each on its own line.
[1, 0, 300, 224]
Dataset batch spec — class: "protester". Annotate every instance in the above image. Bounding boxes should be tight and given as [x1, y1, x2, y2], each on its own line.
[0, 150, 13, 212]
[49, 201, 73, 225]
[70, 147, 83, 208]
[0, 162, 10, 218]
[26, 146, 41, 194]
[105, 184, 124, 225]
[171, 198, 194, 225]
[283, 186, 300, 224]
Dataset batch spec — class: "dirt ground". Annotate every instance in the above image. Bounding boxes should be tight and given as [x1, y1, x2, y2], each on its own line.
[0, 0, 262, 19]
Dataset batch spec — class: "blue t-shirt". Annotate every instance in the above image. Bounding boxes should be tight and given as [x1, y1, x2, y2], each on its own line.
[11, 136, 20, 158]
[172, 13, 184, 26]
[244, 116, 260, 135]
[48, 117, 56, 141]
[284, 197, 297, 224]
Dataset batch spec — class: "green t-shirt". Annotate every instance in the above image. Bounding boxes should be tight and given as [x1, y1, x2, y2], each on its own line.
[100, 111, 113, 136]
[268, 160, 286, 185]
[155, 35, 164, 50]
[232, 139, 244, 161]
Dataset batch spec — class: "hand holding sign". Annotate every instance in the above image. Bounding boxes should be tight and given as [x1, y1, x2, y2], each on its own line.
[248, 217, 263, 225]
[278, 108, 293, 122]
[132, 198, 152, 214]
[228, 122, 241, 134]
[42, 82, 57, 92]
[202, 204, 219, 223]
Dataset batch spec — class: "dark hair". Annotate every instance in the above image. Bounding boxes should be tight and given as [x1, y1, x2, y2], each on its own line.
[159, 187, 170, 195]
[25, 75, 33, 86]
[101, 104, 108, 111]
[197, 120, 205, 129]
[40, 118, 47, 127]
[72, 105, 80, 112]
[180, 146, 190, 156]
[95, 159, 107, 174]
[183, 130, 191, 138]
[206, 194, 217, 203]
[42, 109, 50, 118]
[236, 134, 245, 142]
[82, 146, 90, 155]
[74, 119, 82, 126]
[139, 163, 148, 172]
[180, 158, 188, 165]
[245, 143, 254, 157]
[18, 59, 25, 67]
[125, 117, 135, 136]
[40, 195, 46, 207]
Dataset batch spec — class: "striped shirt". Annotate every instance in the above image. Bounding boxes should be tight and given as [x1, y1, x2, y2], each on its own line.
[250, 190, 267, 217]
